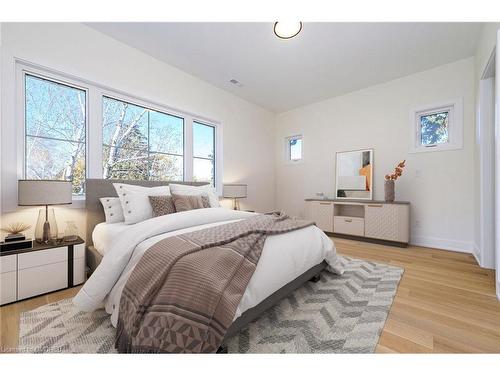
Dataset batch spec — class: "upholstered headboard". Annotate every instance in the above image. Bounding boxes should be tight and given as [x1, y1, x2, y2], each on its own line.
[85, 179, 208, 246]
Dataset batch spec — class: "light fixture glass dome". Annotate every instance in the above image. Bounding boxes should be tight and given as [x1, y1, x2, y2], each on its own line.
[274, 22, 302, 39]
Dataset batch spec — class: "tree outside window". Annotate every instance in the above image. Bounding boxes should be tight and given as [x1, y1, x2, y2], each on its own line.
[25, 74, 86, 195]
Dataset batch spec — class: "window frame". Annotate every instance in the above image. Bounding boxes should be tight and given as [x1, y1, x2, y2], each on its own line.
[101, 95, 186, 182]
[192, 120, 217, 186]
[19, 68, 90, 199]
[15, 60, 223, 208]
[285, 135, 303, 163]
[409, 98, 463, 153]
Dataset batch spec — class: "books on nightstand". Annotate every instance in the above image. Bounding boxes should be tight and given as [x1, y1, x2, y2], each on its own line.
[0, 238, 33, 253]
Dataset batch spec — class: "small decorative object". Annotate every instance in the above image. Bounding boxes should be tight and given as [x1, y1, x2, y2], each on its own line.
[384, 160, 406, 202]
[223, 184, 248, 210]
[18, 180, 72, 244]
[1, 222, 31, 242]
[316, 192, 328, 200]
[63, 221, 79, 242]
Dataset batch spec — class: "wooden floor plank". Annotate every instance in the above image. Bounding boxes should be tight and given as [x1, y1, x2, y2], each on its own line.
[335, 238, 500, 353]
[1, 238, 499, 353]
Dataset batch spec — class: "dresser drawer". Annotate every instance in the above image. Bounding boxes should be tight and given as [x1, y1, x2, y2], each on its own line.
[364, 203, 410, 242]
[1, 272, 17, 305]
[18, 247, 67, 270]
[307, 201, 334, 232]
[0, 254, 17, 273]
[334, 216, 365, 236]
[18, 262, 67, 300]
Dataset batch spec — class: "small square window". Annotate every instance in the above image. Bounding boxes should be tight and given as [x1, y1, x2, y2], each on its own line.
[419, 111, 449, 146]
[410, 98, 463, 153]
[286, 135, 302, 162]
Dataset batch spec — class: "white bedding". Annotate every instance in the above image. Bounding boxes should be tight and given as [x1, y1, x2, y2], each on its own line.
[92, 222, 128, 255]
[74, 208, 343, 327]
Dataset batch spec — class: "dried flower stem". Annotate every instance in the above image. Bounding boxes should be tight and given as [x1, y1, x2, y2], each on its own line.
[385, 160, 406, 181]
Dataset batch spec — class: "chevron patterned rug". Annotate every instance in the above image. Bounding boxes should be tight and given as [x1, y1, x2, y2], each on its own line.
[18, 256, 403, 353]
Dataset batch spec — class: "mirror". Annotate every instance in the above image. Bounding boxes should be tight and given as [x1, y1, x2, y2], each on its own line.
[335, 149, 373, 200]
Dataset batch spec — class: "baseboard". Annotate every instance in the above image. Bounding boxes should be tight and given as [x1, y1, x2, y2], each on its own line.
[410, 235, 474, 254]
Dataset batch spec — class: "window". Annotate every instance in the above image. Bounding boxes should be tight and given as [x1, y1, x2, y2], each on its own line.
[286, 135, 302, 162]
[410, 99, 463, 153]
[102, 96, 184, 181]
[193, 122, 215, 186]
[24, 74, 87, 195]
[18, 62, 222, 206]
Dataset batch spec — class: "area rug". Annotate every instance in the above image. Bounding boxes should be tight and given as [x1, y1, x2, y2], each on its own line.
[18, 256, 403, 354]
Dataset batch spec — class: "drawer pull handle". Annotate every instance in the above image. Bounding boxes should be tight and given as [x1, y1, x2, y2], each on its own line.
[344, 219, 352, 223]
[367, 204, 383, 208]
[319, 203, 331, 205]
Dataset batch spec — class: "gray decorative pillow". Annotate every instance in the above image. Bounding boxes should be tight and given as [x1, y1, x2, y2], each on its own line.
[201, 194, 211, 209]
[171, 193, 210, 212]
[148, 195, 176, 217]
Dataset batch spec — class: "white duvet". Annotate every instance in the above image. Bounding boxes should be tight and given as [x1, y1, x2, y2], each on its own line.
[73, 208, 343, 327]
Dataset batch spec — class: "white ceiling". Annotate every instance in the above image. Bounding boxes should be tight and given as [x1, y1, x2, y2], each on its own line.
[87, 22, 483, 113]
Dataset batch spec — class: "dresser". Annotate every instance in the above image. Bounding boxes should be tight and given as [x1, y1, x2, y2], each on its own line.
[305, 199, 410, 247]
[0, 237, 86, 306]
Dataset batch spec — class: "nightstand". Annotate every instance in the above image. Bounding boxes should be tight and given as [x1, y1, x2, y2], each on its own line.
[0, 237, 85, 306]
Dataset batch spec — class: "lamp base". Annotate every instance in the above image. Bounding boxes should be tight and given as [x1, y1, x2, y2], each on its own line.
[232, 198, 240, 210]
[42, 221, 51, 244]
[35, 207, 58, 244]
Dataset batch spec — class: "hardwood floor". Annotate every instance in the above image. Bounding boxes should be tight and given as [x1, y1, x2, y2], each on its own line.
[1, 238, 499, 353]
[334, 237, 500, 353]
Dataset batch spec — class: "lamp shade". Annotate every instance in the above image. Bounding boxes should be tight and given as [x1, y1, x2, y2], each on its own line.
[223, 184, 247, 198]
[18, 180, 72, 206]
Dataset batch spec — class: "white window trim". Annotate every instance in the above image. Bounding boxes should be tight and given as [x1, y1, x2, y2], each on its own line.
[285, 134, 303, 164]
[409, 98, 463, 153]
[14, 59, 223, 210]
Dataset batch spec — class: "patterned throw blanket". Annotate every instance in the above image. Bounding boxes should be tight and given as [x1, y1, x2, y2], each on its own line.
[116, 213, 315, 353]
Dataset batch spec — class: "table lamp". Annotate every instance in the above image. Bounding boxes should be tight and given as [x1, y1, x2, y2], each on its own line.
[223, 184, 247, 210]
[18, 180, 72, 244]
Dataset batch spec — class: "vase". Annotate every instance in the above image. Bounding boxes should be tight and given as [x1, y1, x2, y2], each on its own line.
[63, 221, 78, 242]
[35, 207, 58, 244]
[384, 180, 395, 202]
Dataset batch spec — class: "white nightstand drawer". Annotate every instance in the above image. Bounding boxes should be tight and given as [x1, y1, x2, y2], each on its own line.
[334, 216, 365, 236]
[0, 254, 17, 273]
[18, 247, 67, 270]
[18, 261, 67, 300]
[74, 243, 85, 259]
[73, 257, 86, 285]
[1, 272, 17, 305]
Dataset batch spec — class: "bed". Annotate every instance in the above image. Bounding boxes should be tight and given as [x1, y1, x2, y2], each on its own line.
[75, 179, 343, 352]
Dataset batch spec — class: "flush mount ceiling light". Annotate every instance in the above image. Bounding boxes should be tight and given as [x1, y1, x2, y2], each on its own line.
[273, 22, 302, 39]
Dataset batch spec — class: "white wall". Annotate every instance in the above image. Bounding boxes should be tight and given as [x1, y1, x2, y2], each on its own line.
[0, 23, 276, 240]
[275, 57, 476, 253]
[475, 23, 500, 82]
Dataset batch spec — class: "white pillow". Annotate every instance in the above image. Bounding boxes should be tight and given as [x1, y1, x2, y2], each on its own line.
[169, 184, 220, 208]
[113, 183, 171, 224]
[99, 197, 125, 224]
